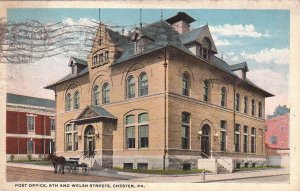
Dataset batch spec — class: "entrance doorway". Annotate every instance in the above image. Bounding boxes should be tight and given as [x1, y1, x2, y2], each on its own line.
[84, 125, 96, 157]
[201, 124, 211, 158]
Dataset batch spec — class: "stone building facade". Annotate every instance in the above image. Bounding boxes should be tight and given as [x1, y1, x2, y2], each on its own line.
[46, 12, 273, 170]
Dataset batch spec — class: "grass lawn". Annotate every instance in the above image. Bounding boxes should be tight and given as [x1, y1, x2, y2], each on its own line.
[237, 166, 282, 171]
[114, 168, 210, 175]
[8, 160, 53, 166]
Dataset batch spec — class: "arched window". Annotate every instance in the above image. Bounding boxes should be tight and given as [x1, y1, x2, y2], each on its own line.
[65, 93, 71, 111]
[65, 124, 78, 151]
[139, 73, 148, 96]
[220, 120, 227, 151]
[235, 93, 240, 111]
[102, 83, 110, 104]
[181, 112, 190, 149]
[244, 96, 248, 114]
[203, 80, 209, 102]
[258, 101, 262, 118]
[251, 127, 256, 153]
[92, 85, 100, 105]
[251, 99, 256, 116]
[243, 126, 248, 153]
[138, 113, 149, 148]
[125, 115, 135, 149]
[182, 73, 190, 96]
[234, 124, 241, 152]
[127, 76, 135, 99]
[74, 91, 80, 109]
[221, 87, 227, 107]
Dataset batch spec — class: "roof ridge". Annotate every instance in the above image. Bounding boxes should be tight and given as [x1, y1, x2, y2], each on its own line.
[7, 93, 54, 102]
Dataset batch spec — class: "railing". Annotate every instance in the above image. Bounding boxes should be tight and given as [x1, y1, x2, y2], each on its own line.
[200, 151, 210, 158]
[211, 150, 231, 165]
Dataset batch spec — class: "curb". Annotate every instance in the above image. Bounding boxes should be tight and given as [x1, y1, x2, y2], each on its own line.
[192, 173, 290, 183]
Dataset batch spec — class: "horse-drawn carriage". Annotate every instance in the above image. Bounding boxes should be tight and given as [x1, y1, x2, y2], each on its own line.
[65, 158, 89, 175]
[47, 154, 89, 175]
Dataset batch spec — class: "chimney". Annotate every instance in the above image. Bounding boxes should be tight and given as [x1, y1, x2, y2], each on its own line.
[165, 12, 196, 34]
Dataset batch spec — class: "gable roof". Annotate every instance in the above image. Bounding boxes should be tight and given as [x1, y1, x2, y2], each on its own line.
[7, 93, 55, 108]
[179, 25, 218, 53]
[165, 12, 196, 24]
[70, 57, 88, 66]
[73, 105, 117, 123]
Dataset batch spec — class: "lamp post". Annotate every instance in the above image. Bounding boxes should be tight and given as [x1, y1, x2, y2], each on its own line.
[198, 130, 203, 158]
[212, 132, 219, 158]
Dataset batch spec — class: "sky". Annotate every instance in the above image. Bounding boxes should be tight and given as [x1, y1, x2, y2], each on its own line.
[6, 8, 290, 115]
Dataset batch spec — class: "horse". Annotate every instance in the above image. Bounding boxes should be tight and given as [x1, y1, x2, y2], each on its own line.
[46, 154, 66, 174]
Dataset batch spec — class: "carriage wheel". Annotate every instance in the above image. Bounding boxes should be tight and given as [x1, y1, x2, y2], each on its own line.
[82, 166, 89, 175]
[66, 164, 72, 174]
[72, 166, 79, 174]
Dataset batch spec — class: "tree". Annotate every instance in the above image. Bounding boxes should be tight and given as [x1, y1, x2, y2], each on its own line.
[267, 105, 290, 119]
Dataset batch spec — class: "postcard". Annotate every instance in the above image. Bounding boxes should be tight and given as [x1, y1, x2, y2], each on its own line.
[0, 1, 299, 191]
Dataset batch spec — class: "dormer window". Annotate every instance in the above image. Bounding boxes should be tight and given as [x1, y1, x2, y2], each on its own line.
[134, 39, 144, 54]
[92, 51, 109, 66]
[195, 38, 212, 61]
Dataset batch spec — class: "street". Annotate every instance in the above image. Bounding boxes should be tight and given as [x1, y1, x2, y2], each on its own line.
[6, 166, 123, 182]
[211, 174, 289, 183]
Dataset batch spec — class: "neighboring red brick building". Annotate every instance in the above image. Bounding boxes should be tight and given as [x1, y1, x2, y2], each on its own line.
[265, 114, 289, 155]
[6, 93, 55, 160]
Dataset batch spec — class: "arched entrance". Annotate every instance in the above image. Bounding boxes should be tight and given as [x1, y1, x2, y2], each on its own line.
[84, 125, 96, 157]
[201, 124, 211, 158]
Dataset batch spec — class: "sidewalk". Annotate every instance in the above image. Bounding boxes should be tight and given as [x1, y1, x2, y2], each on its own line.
[6, 162, 289, 183]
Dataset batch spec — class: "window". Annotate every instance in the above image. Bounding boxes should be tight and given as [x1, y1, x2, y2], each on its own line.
[27, 115, 35, 131]
[220, 120, 227, 151]
[203, 81, 209, 102]
[102, 83, 110, 104]
[138, 113, 149, 148]
[270, 135, 277, 144]
[182, 73, 190, 96]
[127, 76, 135, 99]
[65, 124, 78, 151]
[221, 87, 227, 107]
[235, 93, 240, 111]
[139, 73, 148, 96]
[93, 55, 98, 66]
[123, 163, 133, 169]
[137, 163, 148, 170]
[243, 126, 248, 153]
[49, 140, 55, 154]
[258, 101, 262, 118]
[251, 99, 256, 116]
[234, 124, 240, 152]
[27, 140, 34, 154]
[244, 96, 248, 114]
[65, 93, 71, 111]
[202, 38, 211, 60]
[50, 118, 55, 131]
[92, 85, 100, 105]
[181, 113, 190, 149]
[134, 39, 144, 54]
[71, 64, 76, 75]
[74, 91, 80, 109]
[196, 44, 202, 58]
[125, 115, 135, 149]
[251, 127, 256, 153]
[104, 51, 109, 62]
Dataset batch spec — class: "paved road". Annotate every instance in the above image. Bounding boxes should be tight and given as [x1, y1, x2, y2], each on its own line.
[212, 174, 290, 183]
[7, 166, 123, 182]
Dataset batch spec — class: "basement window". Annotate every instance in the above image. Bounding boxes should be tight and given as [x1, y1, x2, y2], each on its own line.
[137, 163, 148, 170]
[123, 163, 133, 169]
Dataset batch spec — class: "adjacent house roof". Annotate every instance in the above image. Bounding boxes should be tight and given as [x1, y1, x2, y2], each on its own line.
[7, 93, 55, 108]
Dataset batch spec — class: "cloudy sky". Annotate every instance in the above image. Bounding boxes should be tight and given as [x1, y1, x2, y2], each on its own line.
[6, 9, 289, 115]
